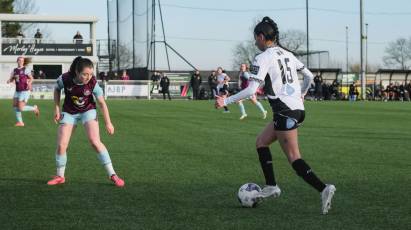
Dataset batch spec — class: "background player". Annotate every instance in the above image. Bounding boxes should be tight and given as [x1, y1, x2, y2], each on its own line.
[216, 67, 230, 113]
[47, 56, 124, 187]
[237, 63, 267, 120]
[7, 56, 39, 127]
[216, 17, 336, 214]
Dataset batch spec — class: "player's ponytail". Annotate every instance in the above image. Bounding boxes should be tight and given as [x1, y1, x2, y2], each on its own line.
[254, 16, 279, 42]
[254, 16, 294, 54]
[69, 56, 94, 78]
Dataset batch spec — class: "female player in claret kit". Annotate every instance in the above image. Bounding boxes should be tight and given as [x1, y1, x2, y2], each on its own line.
[47, 56, 124, 187]
[236, 63, 267, 120]
[7, 56, 40, 126]
[216, 17, 336, 214]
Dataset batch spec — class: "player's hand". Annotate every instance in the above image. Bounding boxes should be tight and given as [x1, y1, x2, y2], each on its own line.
[106, 122, 115, 135]
[215, 95, 226, 109]
[54, 112, 60, 124]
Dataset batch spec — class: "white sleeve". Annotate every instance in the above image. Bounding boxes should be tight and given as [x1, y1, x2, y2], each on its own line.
[300, 68, 314, 95]
[249, 53, 269, 82]
[293, 55, 305, 71]
[55, 75, 64, 91]
[24, 67, 32, 75]
[224, 80, 260, 105]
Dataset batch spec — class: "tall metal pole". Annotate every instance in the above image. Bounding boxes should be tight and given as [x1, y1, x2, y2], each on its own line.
[116, 0, 120, 71]
[306, 0, 309, 68]
[365, 23, 368, 74]
[153, 0, 156, 71]
[346, 26, 349, 73]
[132, 0, 135, 69]
[360, 0, 366, 100]
[146, 0, 149, 69]
[346, 26, 349, 95]
[107, 0, 112, 73]
[158, 0, 171, 71]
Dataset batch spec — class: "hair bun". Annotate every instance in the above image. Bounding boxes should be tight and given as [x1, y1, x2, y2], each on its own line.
[262, 16, 274, 24]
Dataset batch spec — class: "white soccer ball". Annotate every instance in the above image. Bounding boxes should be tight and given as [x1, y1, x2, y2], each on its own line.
[237, 183, 262, 208]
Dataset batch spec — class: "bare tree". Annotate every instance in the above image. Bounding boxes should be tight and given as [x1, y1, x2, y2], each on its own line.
[383, 38, 411, 70]
[232, 29, 307, 69]
[279, 29, 306, 52]
[116, 42, 143, 70]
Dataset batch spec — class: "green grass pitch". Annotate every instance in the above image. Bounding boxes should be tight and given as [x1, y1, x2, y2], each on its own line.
[0, 99, 410, 229]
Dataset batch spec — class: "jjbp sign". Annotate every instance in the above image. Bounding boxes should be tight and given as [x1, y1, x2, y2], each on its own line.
[1, 43, 93, 56]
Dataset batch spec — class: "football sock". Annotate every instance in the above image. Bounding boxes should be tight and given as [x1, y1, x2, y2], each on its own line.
[56, 154, 67, 177]
[22, 105, 35, 111]
[97, 150, 116, 176]
[238, 102, 246, 115]
[257, 147, 276, 186]
[292, 159, 326, 192]
[255, 101, 266, 113]
[224, 106, 229, 111]
[14, 107, 23, 122]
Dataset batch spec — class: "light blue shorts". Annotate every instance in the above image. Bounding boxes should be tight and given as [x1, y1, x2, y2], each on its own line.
[14, 91, 30, 102]
[59, 109, 97, 125]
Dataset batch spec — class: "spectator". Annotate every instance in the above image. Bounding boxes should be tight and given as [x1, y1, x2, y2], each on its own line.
[34, 29, 43, 43]
[349, 82, 357, 101]
[190, 70, 202, 100]
[73, 31, 83, 44]
[17, 30, 25, 43]
[150, 71, 161, 93]
[398, 82, 405, 101]
[38, 70, 46, 79]
[160, 74, 171, 100]
[386, 82, 394, 100]
[121, 70, 130, 80]
[313, 72, 323, 100]
[208, 71, 217, 99]
[331, 79, 340, 100]
[405, 81, 411, 101]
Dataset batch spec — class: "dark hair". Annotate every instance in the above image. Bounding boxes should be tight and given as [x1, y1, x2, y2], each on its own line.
[69, 56, 94, 77]
[254, 17, 279, 42]
[254, 16, 295, 53]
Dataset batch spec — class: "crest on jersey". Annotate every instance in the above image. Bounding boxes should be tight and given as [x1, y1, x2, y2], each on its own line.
[84, 89, 91, 96]
[71, 96, 86, 107]
[250, 65, 260, 75]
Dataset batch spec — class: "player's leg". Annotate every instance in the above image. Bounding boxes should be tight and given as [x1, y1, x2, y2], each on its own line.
[20, 91, 39, 116]
[255, 121, 281, 198]
[275, 110, 335, 214]
[250, 94, 267, 119]
[83, 111, 124, 187]
[12, 97, 24, 126]
[47, 120, 76, 185]
[237, 100, 247, 120]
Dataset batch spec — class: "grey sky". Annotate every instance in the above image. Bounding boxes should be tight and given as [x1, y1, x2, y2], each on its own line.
[32, 0, 411, 70]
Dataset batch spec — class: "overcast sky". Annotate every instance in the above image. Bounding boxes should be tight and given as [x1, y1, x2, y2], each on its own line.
[31, 0, 411, 70]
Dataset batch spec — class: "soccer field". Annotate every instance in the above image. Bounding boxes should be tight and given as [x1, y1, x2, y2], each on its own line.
[0, 99, 409, 230]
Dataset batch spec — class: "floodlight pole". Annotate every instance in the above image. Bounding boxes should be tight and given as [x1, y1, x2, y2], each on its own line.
[147, 0, 197, 72]
[306, 0, 309, 68]
[360, 0, 366, 100]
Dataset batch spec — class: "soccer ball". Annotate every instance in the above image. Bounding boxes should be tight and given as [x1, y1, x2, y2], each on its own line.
[237, 183, 262, 208]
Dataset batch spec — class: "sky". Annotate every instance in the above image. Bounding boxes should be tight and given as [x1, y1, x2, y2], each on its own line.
[28, 0, 411, 70]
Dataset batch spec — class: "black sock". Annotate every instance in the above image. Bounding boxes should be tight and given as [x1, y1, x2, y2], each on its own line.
[224, 106, 229, 111]
[292, 159, 326, 192]
[257, 147, 276, 186]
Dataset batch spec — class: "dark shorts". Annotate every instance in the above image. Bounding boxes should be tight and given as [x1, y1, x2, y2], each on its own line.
[218, 84, 229, 95]
[273, 110, 305, 131]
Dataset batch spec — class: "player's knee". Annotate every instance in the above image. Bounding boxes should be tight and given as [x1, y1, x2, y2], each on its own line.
[256, 135, 269, 148]
[89, 138, 102, 149]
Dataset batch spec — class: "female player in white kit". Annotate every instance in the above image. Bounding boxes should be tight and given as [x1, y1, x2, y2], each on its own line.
[216, 17, 336, 214]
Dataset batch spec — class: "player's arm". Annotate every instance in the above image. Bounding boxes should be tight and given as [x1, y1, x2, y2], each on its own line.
[7, 72, 15, 84]
[53, 76, 64, 123]
[300, 68, 314, 97]
[217, 55, 267, 107]
[94, 83, 114, 135]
